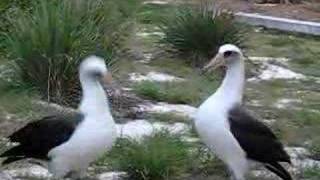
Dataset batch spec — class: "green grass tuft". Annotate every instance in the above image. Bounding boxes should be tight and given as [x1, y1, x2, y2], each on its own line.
[190, 145, 228, 178]
[100, 132, 190, 180]
[303, 166, 320, 180]
[291, 110, 320, 127]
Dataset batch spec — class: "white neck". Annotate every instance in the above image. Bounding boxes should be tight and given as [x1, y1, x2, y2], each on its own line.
[207, 56, 245, 110]
[78, 76, 111, 118]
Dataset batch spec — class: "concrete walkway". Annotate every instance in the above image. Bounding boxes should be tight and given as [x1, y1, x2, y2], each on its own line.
[236, 12, 320, 36]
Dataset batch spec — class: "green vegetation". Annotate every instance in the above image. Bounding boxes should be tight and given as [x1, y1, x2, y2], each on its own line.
[191, 145, 228, 178]
[100, 132, 190, 180]
[0, 0, 33, 32]
[159, 1, 245, 66]
[146, 112, 192, 123]
[149, 58, 195, 77]
[0, 85, 36, 118]
[310, 137, 320, 159]
[267, 108, 320, 155]
[291, 110, 319, 127]
[2, 0, 139, 106]
[303, 166, 320, 180]
[132, 77, 219, 106]
[245, 28, 320, 76]
[138, 3, 177, 25]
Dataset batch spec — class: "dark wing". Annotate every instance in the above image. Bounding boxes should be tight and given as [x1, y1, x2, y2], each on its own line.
[0, 113, 83, 164]
[228, 106, 290, 163]
[229, 106, 292, 180]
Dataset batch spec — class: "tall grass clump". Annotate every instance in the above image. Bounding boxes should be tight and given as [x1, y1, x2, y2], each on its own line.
[3, 0, 140, 106]
[0, 0, 34, 32]
[159, 1, 245, 66]
[101, 132, 190, 180]
[0, 0, 33, 53]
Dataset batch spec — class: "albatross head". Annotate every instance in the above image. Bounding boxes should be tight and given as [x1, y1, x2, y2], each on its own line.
[202, 44, 243, 72]
[79, 55, 112, 85]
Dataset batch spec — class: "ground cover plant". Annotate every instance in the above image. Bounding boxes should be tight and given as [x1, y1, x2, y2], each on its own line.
[99, 131, 190, 180]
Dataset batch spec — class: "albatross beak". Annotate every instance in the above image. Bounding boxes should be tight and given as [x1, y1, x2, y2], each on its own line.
[102, 72, 113, 85]
[201, 53, 225, 73]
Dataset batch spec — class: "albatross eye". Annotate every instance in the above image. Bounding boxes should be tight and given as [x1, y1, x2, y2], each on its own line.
[223, 51, 233, 58]
[91, 71, 103, 78]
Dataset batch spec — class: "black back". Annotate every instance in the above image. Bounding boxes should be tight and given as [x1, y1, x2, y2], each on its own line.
[228, 105, 292, 180]
[0, 113, 83, 164]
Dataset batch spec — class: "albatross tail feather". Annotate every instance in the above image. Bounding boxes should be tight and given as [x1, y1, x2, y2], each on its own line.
[0, 145, 25, 157]
[1, 157, 24, 165]
[265, 162, 292, 180]
[0, 145, 26, 165]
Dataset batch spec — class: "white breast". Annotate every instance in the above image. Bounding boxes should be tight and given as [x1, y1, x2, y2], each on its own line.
[48, 114, 116, 176]
[195, 97, 247, 173]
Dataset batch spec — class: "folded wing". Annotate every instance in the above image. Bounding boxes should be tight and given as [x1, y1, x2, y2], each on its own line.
[0, 113, 83, 164]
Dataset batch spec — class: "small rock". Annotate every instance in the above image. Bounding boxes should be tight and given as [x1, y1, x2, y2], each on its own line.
[4, 165, 51, 179]
[143, 1, 169, 5]
[286, 147, 320, 171]
[117, 120, 154, 140]
[253, 27, 264, 32]
[258, 64, 305, 80]
[285, 147, 310, 158]
[129, 51, 145, 61]
[251, 169, 278, 179]
[0, 172, 13, 180]
[140, 53, 153, 63]
[248, 100, 262, 107]
[137, 102, 196, 119]
[247, 56, 306, 82]
[181, 137, 200, 143]
[248, 56, 290, 64]
[116, 120, 189, 140]
[97, 171, 127, 180]
[153, 122, 190, 134]
[121, 87, 133, 91]
[274, 98, 301, 109]
[136, 31, 164, 38]
[262, 119, 276, 125]
[129, 72, 184, 82]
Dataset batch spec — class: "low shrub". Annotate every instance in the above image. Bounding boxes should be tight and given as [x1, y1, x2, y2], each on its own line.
[159, 1, 245, 66]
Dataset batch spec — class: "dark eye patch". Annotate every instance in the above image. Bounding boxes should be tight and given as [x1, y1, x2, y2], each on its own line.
[223, 51, 233, 58]
[90, 71, 102, 78]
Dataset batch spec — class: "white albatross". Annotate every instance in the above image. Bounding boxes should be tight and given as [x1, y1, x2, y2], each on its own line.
[195, 44, 292, 180]
[0, 56, 117, 179]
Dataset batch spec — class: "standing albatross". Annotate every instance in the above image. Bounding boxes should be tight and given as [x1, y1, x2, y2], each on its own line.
[0, 56, 117, 179]
[195, 44, 292, 180]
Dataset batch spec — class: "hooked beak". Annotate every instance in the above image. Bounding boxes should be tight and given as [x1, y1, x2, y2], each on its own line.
[201, 53, 225, 74]
[101, 72, 113, 85]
